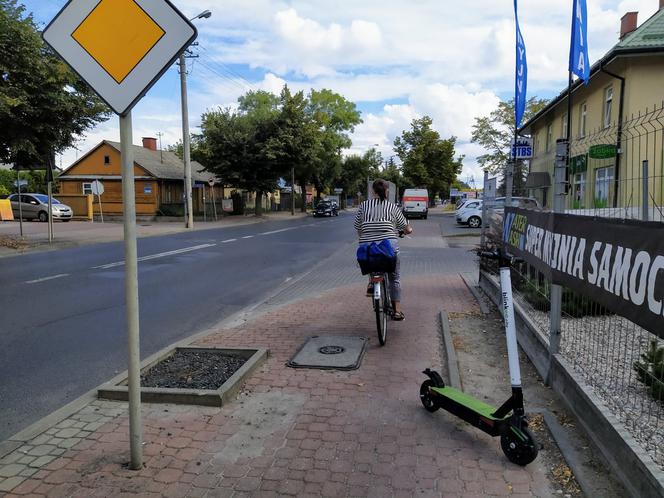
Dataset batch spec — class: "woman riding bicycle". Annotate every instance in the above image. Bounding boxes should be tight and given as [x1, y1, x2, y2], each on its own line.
[354, 179, 413, 321]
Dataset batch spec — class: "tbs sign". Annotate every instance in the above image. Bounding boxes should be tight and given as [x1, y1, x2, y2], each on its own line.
[512, 138, 533, 159]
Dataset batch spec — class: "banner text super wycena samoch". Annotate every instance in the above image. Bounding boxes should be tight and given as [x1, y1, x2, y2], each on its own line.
[503, 208, 664, 338]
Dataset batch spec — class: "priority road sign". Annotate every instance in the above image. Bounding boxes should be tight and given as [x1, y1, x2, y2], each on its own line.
[43, 0, 197, 116]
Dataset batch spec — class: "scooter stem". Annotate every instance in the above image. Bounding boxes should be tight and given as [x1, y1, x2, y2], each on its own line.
[499, 265, 522, 388]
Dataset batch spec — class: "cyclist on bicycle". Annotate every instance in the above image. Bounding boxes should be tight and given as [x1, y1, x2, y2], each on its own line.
[354, 179, 413, 321]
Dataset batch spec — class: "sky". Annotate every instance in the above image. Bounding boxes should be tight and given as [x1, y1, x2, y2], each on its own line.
[21, 0, 661, 185]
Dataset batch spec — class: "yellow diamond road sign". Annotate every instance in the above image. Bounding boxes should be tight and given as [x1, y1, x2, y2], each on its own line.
[43, 0, 196, 115]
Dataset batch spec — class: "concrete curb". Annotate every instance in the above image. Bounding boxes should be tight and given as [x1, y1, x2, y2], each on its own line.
[459, 272, 491, 315]
[438, 310, 462, 390]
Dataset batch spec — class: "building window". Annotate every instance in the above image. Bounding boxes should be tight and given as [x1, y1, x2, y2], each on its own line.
[561, 113, 568, 139]
[579, 102, 587, 137]
[604, 86, 613, 128]
[104, 155, 110, 165]
[82, 182, 93, 195]
[594, 166, 614, 208]
[573, 172, 586, 209]
[546, 124, 553, 152]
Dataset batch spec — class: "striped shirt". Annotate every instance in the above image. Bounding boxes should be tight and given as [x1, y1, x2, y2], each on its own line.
[354, 198, 408, 243]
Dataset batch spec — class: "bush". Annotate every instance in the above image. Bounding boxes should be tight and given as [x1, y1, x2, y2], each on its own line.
[634, 340, 664, 404]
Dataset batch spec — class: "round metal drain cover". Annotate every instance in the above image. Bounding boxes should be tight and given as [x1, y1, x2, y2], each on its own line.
[318, 345, 346, 355]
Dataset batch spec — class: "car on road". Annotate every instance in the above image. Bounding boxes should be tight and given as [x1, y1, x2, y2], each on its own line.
[313, 200, 338, 217]
[8, 193, 73, 222]
[402, 188, 429, 219]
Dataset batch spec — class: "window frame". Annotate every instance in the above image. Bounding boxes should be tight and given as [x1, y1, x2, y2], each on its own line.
[561, 113, 568, 140]
[604, 86, 613, 129]
[579, 102, 587, 138]
[104, 155, 110, 165]
[546, 124, 553, 153]
[82, 182, 93, 195]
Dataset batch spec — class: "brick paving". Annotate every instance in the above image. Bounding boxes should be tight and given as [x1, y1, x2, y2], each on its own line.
[0, 274, 555, 497]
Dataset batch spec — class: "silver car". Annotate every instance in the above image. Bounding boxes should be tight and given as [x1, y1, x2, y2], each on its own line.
[8, 193, 73, 222]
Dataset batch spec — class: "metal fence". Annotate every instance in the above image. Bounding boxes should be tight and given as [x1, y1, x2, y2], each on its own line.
[481, 104, 664, 472]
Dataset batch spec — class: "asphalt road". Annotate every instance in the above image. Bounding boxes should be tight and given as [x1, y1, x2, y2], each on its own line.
[0, 212, 356, 441]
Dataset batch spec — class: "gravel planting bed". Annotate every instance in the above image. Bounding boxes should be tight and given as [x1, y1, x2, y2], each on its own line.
[141, 349, 248, 390]
[530, 309, 664, 469]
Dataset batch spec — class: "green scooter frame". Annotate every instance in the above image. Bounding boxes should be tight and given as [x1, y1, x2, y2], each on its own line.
[419, 251, 538, 466]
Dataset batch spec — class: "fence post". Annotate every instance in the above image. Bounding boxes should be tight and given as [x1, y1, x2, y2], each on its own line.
[480, 171, 489, 248]
[642, 160, 649, 221]
[548, 139, 568, 383]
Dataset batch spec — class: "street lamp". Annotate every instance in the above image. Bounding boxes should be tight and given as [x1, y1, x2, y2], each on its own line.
[180, 10, 212, 229]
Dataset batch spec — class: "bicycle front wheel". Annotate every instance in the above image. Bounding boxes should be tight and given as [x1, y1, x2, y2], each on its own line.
[375, 280, 388, 345]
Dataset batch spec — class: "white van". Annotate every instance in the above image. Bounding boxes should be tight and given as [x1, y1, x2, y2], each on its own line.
[402, 188, 429, 219]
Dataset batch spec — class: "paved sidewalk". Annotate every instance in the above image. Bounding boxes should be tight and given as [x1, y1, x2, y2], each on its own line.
[0, 274, 555, 497]
[0, 211, 309, 257]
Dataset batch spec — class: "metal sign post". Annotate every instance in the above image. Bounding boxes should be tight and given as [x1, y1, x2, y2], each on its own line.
[91, 180, 105, 223]
[16, 167, 23, 237]
[43, 0, 197, 472]
[47, 181, 54, 243]
[120, 112, 143, 469]
[208, 179, 218, 221]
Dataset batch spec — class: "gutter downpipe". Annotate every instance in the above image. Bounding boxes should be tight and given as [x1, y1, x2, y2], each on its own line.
[599, 61, 625, 209]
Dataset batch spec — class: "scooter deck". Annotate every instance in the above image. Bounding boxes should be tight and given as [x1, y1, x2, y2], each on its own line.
[430, 386, 507, 421]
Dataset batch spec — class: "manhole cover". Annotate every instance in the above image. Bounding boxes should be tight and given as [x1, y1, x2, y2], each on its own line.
[318, 345, 345, 355]
[288, 336, 368, 370]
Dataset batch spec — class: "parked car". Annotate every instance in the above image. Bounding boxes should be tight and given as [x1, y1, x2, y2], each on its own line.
[313, 200, 338, 217]
[456, 200, 484, 228]
[456, 196, 541, 228]
[402, 188, 429, 219]
[8, 193, 73, 222]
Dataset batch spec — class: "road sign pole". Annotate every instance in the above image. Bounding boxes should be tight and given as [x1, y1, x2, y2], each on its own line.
[47, 181, 54, 243]
[16, 167, 23, 237]
[120, 111, 143, 470]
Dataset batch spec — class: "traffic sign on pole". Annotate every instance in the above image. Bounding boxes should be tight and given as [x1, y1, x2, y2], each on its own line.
[43, 0, 198, 471]
[43, 0, 197, 116]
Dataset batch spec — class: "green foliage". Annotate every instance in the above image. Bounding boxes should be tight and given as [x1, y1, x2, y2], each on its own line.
[634, 340, 664, 404]
[394, 116, 463, 203]
[593, 198, 609, 209]
[0, 0, 109, 166]
[471, 97, 548, 193]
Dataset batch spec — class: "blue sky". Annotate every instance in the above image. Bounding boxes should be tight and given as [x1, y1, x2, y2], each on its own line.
[20, 0, 661, 182]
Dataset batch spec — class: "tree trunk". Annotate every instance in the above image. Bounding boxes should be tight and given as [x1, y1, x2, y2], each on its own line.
[299, 180, 307, 212]
[255, 190, 263, 216]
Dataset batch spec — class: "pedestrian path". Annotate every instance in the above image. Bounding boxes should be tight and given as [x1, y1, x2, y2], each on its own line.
[0, 274, 555, 497]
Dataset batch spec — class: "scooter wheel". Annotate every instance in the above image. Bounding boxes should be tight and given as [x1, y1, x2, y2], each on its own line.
[419, 380, 440, 412]
[501, 427, 538, 466]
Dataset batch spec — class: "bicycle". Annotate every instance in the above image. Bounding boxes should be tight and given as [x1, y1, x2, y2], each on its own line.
[368, 231, 404, 346]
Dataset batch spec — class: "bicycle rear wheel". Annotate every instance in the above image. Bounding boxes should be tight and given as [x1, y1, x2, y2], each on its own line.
[374, 279, 388, 345]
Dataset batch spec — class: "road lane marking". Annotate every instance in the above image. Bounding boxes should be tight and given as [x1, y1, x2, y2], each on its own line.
[259, 227, 299, 236]
[221, 239, 237, 243]
[92, 244, 216, 270]
[242, 235, 254, 239]
[25, 274, 69, 284]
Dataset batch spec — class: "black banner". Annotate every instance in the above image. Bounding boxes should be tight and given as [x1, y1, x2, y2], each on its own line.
[503, 207, 664, 338]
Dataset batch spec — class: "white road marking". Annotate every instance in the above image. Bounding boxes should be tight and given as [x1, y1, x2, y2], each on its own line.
[221, 239, 237, 243]
[25, 274, 69, 284]
[242, 235, 254, 239]
[92, 244, 216, 270]
[259, 227, 298, 236]
[285, 277, 292, 283]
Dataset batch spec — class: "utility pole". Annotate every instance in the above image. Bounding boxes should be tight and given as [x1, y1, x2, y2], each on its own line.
[179, 54, 194, 229]
[291, 167, 295, 216]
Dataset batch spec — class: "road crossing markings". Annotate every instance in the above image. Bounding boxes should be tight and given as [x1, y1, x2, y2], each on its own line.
[92, 243, 216, 269]
[25, 274, 70, 284]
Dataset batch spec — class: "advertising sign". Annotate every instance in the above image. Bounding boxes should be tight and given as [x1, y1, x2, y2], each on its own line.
[503, 207, 664, 337]
[511, 138, 533, 159]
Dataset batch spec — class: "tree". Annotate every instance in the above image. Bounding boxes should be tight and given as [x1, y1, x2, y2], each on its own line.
[271, 86, 319, 211]
[394, 116, 463, 204]
[0, 1, 109, 167]
[307, 89, 362, 201]
[471, 97, 548, 194]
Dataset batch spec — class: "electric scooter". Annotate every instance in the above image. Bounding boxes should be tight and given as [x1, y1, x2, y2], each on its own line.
[419, 250, 538, 466]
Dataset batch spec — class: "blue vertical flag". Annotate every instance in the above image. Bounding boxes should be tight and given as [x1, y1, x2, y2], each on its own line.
[514, 0, 527, 129]
[569, 0, 590, 83]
